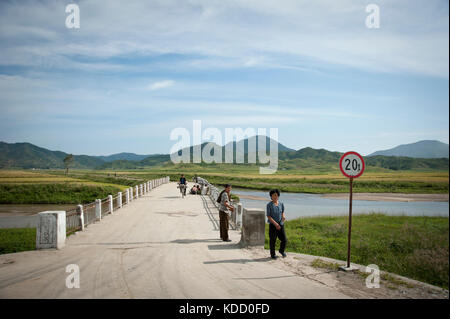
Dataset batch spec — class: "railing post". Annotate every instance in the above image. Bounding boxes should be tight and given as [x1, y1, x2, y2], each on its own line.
[95, 199, 102, 221]
[135, 185, 139, 199]
[240, 208, 266, 247]
[36, 211, 66, 250]
[139, 184, 143, 196]
[236, 203, 243, 229]
[144, 183, 147, 194]
[108, 195, 113, 214]
[77, 204, 84, 231]
[118, 192, 122, 209]
[129, 187, 133, 202]
[231, 203, 237, 226]
[125, 189, 130, 205]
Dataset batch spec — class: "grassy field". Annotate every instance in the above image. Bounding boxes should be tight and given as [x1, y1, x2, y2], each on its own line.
[0, 228, 35, 254]
[0, 167, 448, 204]
[0, 170, 135, 204]
[62, 166, 449, 194]
[30, 166, 450, 194]
[265, 214, 449, 289]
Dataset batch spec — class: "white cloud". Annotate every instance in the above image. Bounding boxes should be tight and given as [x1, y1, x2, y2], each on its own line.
[147, 80, 175, 91]
[0, 0, 447, 77]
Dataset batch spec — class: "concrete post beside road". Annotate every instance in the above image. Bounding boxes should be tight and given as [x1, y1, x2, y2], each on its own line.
[108, 195, 113, 214]
[95, 199, 101, 221]
[236, 203, 243, 229]
[36, 211, 66, 250]
[77, 204, 84, 231]
[240, 208, 265, 247]
[118, 192, 122, 209]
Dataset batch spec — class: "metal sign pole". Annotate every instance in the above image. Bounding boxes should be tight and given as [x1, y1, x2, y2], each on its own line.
[346, 177, 353, 268]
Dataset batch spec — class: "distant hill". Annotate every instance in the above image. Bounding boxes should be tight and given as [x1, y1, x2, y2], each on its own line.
[94, 152, 153, 162]
[277, 146, 448, 171]
[368, 140, 449, 158]
[1, 139, 448, 171]
[170, 135, 295, 163]
[0, 142, 104, 169]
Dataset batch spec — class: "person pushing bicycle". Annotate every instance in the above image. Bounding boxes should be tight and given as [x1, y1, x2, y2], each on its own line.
[178, 174, 187, 197]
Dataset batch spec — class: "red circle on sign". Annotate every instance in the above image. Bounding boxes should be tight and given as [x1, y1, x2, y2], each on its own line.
[339, 151, 365, 179]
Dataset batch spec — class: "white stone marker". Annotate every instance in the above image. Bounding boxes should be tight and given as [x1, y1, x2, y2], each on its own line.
[240, 208, 266, 247]
[36, 211, 66, 250]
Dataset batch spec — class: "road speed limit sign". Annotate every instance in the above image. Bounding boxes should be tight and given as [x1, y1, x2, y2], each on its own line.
[339, 151, 365, 179]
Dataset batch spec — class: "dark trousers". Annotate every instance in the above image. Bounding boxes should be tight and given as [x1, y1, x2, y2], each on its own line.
[219, 211, 229, 240]
[269, 223, 287, 257]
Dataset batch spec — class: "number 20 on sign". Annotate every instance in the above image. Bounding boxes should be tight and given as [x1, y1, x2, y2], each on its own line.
[339, 151, 365, 270]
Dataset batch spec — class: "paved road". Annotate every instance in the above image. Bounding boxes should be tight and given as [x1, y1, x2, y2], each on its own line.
[0, 182, 350, 299]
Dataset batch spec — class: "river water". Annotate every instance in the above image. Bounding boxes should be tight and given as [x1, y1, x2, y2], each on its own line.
[233, 189, 449, 220]
[0, 204, 77, 217]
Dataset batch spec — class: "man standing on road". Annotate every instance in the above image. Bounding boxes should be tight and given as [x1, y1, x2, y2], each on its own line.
[266, 189, 287, 259]
[218, 184, 234, 242]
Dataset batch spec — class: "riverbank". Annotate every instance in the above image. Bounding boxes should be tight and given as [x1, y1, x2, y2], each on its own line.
[266, 213, 449, 289]
[237, 192, 449, 202]
[321, 193, 449, 202]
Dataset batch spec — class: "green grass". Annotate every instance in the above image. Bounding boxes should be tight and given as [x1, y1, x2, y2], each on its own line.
[0, 183, 124, 204]
[0, 228, 36, 255]
[198, 175, 448, 194]
[109, 167, 447, 194]
[3, 168, 448, 196]
[266, 214, 449, 289]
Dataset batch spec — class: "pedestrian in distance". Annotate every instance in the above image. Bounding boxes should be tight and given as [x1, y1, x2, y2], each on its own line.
[178, 174, 187, 197]
[217, 184, 234, 242]
[266, 189, 287, 259]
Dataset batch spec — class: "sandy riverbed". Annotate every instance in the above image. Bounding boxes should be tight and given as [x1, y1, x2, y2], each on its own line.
[321, 193, 449, 202]
[237, 193, 449, 202]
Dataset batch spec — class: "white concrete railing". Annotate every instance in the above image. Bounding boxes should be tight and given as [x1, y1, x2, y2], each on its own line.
[198, 176, 265, 247]
[36, 176, 170, 250]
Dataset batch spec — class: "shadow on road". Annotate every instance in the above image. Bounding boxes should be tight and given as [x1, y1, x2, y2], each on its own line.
[204, 257, 270, 265]
[171, 238, 223, 244]
[200, 195, 219, 231]
[207, 243, 241, 250]
[154, 212, 198, 217]
[232, 275, 297, 280]
[71, 238, 223, 246]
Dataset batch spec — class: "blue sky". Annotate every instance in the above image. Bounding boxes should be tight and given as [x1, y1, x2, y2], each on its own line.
[0, 0, 448, 156]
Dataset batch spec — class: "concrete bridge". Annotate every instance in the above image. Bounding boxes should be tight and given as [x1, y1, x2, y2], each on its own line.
[0, 178, 352, 299]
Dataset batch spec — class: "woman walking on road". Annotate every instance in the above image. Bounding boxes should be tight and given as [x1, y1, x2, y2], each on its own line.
[266, 189, 288, 259]
[218, 184, 235, 242]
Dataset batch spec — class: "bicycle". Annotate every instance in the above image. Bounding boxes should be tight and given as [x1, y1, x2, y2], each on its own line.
[178, 183, 187, 198]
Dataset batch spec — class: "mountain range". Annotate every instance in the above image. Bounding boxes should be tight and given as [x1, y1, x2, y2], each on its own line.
[367, 140, 449, 158]
[0, 139, 448, 170]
